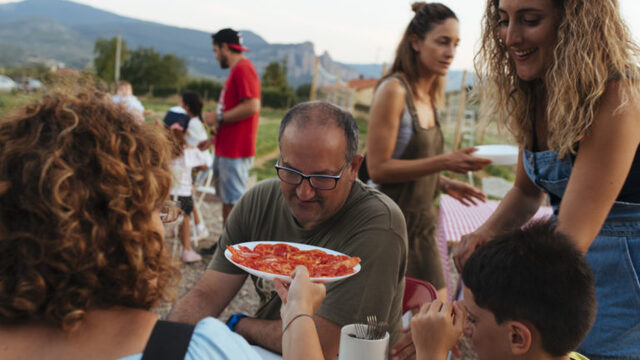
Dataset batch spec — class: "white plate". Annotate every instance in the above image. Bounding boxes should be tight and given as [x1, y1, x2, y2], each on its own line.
[473, 145, 519, 165]
[224, 241, 361, 283]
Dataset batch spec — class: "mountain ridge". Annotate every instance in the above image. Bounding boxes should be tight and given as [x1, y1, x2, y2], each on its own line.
[0, 0, 366, 86]
[0, 0, 473, 89]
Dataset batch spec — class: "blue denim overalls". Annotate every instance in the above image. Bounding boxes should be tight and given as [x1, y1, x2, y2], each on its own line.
[523, 149, 640, 360]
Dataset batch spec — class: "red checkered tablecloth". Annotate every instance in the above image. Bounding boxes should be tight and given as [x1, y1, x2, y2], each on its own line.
[437, 194, 554, 244]
[436, 194, 554, 299]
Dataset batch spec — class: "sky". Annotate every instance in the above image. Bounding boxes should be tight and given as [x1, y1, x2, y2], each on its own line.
[2, 0, 640, 70]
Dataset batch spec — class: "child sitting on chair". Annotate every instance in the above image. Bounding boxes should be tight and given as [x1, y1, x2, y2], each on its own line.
[168, 123, 208, 263]
[410, 220, 595, 360]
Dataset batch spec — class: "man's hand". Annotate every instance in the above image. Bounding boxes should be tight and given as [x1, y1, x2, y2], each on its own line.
[203, 110, 218, 127]
[411, 300, 464, 360]
[198, 137, 215, 151]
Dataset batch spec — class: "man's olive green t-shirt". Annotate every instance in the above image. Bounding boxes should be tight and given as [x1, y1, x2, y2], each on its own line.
[208, 178, 408, 343]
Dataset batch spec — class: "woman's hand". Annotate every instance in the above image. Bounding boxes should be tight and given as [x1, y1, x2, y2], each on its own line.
[442, 179, 486, 206]
[453, 231, 492, 273]
[445, 148, 492, 173]
[277, 266, 326, 360]
[274, 266, 326, 322]
[411, 300, 464, 360]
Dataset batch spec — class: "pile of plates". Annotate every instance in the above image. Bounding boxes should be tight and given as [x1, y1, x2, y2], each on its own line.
[473, 145, 519, 165]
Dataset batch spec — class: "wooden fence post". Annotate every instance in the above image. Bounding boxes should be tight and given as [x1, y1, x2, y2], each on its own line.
[310, 56, 320, 101]
[453, 70, 468, 150]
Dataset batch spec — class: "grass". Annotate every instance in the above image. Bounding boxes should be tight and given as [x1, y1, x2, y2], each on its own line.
[0, 91, 41, 117]
[250, 158, 278, 181]
[0, 91, 516, 185]
[254, 120, 281, 159]
[139, 96, 180, 113]
[260, 108, 287, 121]
[355, 113, 369, 153]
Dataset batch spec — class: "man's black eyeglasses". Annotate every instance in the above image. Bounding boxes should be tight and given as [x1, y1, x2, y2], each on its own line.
[275, 161, 348, 190]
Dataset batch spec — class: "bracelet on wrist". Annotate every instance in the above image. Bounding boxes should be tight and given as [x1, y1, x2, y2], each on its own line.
[442, 178, 451, 192]
[282, 313, 314, 333]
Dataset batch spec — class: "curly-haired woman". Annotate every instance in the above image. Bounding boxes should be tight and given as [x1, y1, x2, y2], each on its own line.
[453, 0, 640, 358]
[366, 1, 490, 301]
[0, 91, 260, 359]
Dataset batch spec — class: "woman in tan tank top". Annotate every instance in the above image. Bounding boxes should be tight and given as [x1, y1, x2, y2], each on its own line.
[366, 2, 491, 302]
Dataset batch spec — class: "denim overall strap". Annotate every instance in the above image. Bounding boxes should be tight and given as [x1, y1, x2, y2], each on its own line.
[522, 148, 640, 359]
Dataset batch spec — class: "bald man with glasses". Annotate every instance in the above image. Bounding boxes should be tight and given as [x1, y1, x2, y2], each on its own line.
[169, 101, 408, 360]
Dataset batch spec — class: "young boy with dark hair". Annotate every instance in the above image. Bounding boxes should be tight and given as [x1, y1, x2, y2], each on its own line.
[411, 220, 596, 360]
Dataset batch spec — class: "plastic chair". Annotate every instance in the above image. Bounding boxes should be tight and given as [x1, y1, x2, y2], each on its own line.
[402, 276, 438, 314]
[194, 167, 216, 211]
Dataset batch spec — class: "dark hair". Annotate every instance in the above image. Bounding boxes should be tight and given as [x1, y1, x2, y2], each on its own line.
[181, 91, 203, 120]
[383, 2, 457, 102]
[462, 220, 596, 356]
[0, 91, 179, 332]
[278, 101, 359, 162]
[223, 45, 242, 54]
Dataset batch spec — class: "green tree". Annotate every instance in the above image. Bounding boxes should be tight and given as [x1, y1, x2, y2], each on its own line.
[260, 58, 298, 108]
[261, 60, 288, 90]
[295, 83, 312, 102]
[120, 46, 187, 93]
[93, 37, 129, 83]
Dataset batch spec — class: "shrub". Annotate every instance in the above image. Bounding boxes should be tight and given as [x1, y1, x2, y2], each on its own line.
[295, 83, 311, 102]
[484, 164, 516, 181]
[184, 79, 223, 101]
[354, 103, 370, 112]
[262, 86, 296, 109]
[146, 86, 180, 98]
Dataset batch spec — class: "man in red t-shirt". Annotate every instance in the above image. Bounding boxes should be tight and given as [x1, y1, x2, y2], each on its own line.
[199, 28, 261, 237]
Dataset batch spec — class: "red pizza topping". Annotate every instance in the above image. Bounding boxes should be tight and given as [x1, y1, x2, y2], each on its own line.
[226, 243, 361, 277]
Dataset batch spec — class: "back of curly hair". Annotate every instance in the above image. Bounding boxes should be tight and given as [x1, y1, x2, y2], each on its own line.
[0, 91, 180, 331]
[475, 0, 640, 157]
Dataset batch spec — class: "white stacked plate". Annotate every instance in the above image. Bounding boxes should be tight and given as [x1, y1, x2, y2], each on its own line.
[473, 145, 519, 165]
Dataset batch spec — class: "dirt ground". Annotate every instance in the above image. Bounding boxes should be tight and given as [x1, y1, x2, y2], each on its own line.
[154, 192, 478, 360]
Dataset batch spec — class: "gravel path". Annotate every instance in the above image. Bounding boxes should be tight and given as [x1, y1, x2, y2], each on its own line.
[153, 193, 261, 321]
[154, 192, 477, 360]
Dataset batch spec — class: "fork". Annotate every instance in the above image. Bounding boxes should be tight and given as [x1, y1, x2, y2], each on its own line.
[366, 315, 388, 340]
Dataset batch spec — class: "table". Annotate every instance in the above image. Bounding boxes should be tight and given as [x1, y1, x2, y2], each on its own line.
[436, 194, 554, 298]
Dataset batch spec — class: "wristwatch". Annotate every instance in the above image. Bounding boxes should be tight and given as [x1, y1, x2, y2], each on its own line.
[226, 313, 248, 332]
[216, 110, 224, 125]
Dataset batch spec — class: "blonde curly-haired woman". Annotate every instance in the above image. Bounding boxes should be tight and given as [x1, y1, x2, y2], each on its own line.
[454, 0, 640, 358]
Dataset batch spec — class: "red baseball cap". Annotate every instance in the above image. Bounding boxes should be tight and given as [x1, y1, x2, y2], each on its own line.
[212, 28, 250, 52]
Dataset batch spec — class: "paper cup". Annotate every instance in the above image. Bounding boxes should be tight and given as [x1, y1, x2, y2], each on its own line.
[338, 324, 390, 360]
